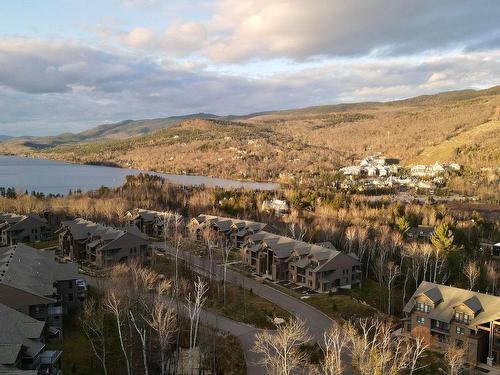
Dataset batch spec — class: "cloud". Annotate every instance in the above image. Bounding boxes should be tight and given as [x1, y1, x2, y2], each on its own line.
[0, 36, 498, 136]
[106, 0, 500, 62]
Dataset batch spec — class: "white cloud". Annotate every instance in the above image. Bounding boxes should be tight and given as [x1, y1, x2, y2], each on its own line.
[104, 0, 500, 62]
[0, 36, 498, 136]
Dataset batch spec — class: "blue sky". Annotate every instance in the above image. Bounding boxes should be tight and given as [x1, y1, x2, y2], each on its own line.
[0, 0, 499, 136]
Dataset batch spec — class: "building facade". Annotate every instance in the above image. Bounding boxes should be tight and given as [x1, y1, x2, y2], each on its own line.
[403, 281, 500, 366]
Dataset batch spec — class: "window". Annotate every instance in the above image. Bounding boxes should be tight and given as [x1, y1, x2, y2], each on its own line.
[456, 326, 465, 335]
[416, 316, 425, 324]
[69, 294, 73, 302]
[416, 303, 431, 313]
[455, 312, 470, 324]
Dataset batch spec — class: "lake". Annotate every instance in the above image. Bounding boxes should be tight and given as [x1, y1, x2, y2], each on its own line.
[0, 155, 279, 195]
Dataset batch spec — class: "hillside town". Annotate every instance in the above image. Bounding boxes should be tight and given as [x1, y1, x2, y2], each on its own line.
[339, 155, 463, 194]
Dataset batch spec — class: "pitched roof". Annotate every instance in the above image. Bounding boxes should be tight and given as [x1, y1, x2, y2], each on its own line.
[0, 244, 79, 298]
[403, 281, 500, 327]
[0, 304, 45, 358]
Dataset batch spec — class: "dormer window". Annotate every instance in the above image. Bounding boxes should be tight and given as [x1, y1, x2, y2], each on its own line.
[454, 312, 470, 324]
[416, 302, 431, 313]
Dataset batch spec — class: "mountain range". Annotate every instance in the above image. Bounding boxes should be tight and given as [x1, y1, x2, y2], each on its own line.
[1, 85, 499, 182]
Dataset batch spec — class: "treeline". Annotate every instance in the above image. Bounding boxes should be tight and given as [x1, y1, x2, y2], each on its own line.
[1, 174, 498, 311]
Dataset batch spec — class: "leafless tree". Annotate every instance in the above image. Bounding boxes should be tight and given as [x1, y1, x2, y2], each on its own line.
[130, 310, 149, 375]
[445, 343, 467, 375]
[320, 321, 349, 375]
[186, 277, 209, 372]
[407, 334, 429, 374]
[289, 221, 307, 241]
[145, 300, 177, 375]
[486, 261, 498, 295]
[386, 261, 401, 315]
[345, 226, 357, 254]
[104, 290, 131, 375]
[253, 318, 311, 375]
[81, 298, 108, 375]
[464, 260, 480, 291]
[221, 239, 232, 305]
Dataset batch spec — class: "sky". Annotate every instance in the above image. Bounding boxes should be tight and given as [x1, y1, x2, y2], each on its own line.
[0, 0, 499, 136]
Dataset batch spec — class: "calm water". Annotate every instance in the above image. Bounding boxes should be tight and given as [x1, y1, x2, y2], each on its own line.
[0, 155, 279, 195]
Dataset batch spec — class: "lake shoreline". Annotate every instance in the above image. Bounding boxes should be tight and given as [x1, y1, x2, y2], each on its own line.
[0, 155, 280, 194]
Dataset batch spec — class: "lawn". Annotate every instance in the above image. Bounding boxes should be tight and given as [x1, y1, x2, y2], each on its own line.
[351, 279, 404, 316]
[153, 253, 292, 329]
[206, 283, 292, 329]
[26, 239, 59, 249]
[304, 293, 377, 321]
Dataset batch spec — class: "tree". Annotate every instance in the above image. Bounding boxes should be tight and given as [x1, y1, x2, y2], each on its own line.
[221, 239, 232, 305]
[445, 343, 466, 375]
[104, 290, 131, 375]
[321, 321, 349, 375]
[431, 221, 454, 249]
[253, 318, 311, 375]
[145, 300, 176, 375]
[81, 298, 108, 375]
[486, 262, 498, 295]
[395, 216, 411, 236]
[464, 260, 480, 291]
[186, 277, 208, 372]
[386, 261, 400, 315]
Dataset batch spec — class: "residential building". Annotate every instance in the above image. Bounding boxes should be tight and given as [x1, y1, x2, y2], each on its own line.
[403, 281, 500, 366]
[0, 213, 51, 246]
[0, 303, 61, 375]
[0, 244, 84, 332]
[125, 209, 184, 237]
[407, 225, 435, 240]
[58, 218, 149, 268]
[242, 231, 361, 292]
[261, 199, 291, 215]
[188, 214, 271, 249]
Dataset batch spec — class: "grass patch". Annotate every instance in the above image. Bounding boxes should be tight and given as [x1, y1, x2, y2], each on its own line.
[351, 279, 404, 315]
[26, 239, 59, 249]
[206, 283, 292, 329]
[305, 293, 376, 321]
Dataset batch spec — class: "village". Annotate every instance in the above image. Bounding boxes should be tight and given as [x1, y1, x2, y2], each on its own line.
[339, 155, 463, 195]
[1, 198, 500, 374]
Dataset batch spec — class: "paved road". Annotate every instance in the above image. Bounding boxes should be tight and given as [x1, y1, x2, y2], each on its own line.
[153, 242, 333, 344]
[82, 272, 266, 374]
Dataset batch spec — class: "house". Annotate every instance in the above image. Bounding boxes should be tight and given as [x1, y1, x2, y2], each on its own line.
[261, 199, 291, 215]
[0, 303, 62, 374]
[402, 281, 500, 366]
[58, 218, 149, 268]
[407, 225, 434, 240]
[0, 213, 51, 246]
[242, 231, 361, 292]
[0, 244, 85, 332]
[125, 209, 184, 237]
[188, 214, 270, 249]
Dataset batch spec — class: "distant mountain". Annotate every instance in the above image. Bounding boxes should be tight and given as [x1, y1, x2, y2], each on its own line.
[0, 135, 12, 142]
[0, 113, 220, 151]
[1, 86, 499, 183]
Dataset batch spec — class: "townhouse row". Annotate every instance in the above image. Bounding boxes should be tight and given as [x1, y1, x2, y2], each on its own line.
[0, 244, 85, 374]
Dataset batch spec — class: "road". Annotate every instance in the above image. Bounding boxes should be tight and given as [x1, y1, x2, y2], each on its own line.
[153, 242, 333, 344]
[82, 272, 266, 374]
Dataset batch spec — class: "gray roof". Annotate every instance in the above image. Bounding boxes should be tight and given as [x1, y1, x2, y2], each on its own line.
[0, 244, 79, 298]
[247, 231, 358, 271]
[423, 286, 443, 304]
[193, 214, 267, 234]
[0, 304, 45, 358]
[0, 345, 21, 365]
[403, 281, 500, 327]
